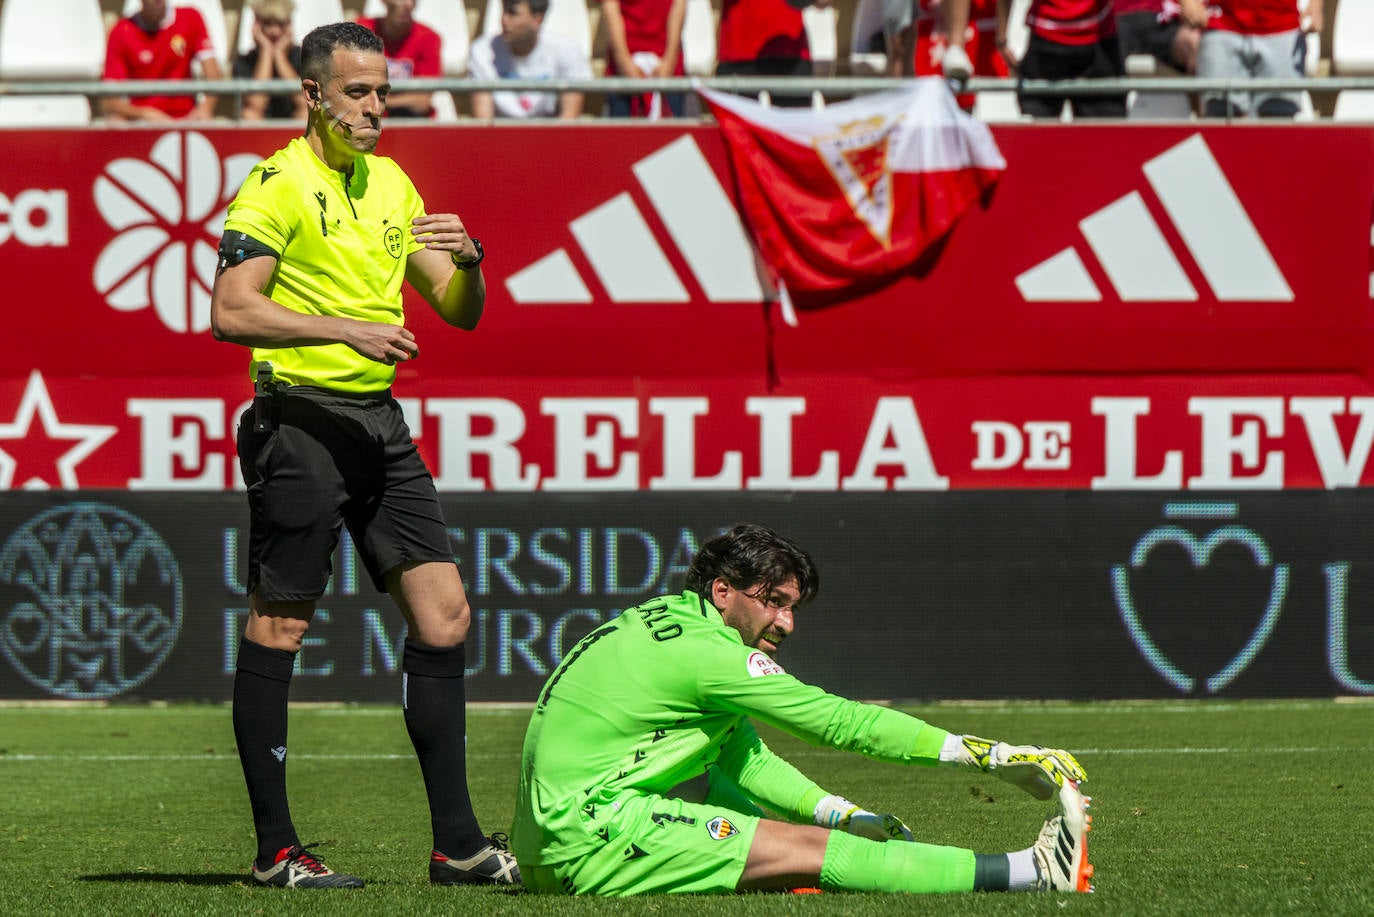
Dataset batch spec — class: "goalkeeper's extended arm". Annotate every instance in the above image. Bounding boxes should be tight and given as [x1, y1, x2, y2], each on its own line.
[939, 734, 1087, 800]
[811, 794, 914, 842]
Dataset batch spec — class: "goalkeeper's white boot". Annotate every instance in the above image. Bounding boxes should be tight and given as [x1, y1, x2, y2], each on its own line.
[1032, 780, 1094, 892]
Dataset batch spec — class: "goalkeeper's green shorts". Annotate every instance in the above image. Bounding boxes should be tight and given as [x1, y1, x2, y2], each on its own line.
[522, 793, 760, 896]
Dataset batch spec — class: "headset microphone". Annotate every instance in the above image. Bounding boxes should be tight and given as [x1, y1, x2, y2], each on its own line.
[319, 95, 359, 135]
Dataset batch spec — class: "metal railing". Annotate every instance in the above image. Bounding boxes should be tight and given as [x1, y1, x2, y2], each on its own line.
[3, 75, 1373, 116]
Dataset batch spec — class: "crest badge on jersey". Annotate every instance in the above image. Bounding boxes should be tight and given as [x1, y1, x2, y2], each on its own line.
[747, 651, 785, 678]
[384, 225, 404, 258]
[706, 816, 740, 840]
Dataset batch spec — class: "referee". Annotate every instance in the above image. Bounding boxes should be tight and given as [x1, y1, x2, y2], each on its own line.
[210, 21, 516, 890]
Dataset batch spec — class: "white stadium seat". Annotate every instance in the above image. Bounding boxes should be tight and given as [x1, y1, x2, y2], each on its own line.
[0, 0, 105, 124]
[803, 4, 838, 76]
[681, 0, 716, 77]
[1332, 0, 1374, 120]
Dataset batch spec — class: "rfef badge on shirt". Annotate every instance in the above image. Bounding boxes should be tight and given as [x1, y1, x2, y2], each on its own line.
[746, 652, 785, 677]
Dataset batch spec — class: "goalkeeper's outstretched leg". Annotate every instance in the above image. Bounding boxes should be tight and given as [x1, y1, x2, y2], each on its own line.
[739, 780, 1094, 895]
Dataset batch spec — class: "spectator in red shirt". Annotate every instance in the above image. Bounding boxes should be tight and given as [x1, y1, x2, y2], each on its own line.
[358, 0, 442, 117]
[1185, 0, 1319, 117]
[913, 0, 1010, 108]
[601, 0, 686, 117]
[996, 0, 1126, 118]
[715, 0, 830, 108]
[102, 0, 224, 121]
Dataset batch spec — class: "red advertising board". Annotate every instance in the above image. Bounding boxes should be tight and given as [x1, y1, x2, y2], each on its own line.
[2, 123, 1373, 491]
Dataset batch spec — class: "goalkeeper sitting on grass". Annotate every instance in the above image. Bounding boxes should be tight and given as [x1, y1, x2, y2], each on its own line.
[511, 523, 1094, 896]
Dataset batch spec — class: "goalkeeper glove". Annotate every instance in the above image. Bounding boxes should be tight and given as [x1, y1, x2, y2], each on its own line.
[944, 735, 1087, 801]
[812, 794, 914, 842]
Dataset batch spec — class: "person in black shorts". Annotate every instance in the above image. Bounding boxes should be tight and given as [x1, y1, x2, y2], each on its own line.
[210, 21, 518, 890]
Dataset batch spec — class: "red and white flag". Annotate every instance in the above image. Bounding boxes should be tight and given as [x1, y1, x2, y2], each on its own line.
[699, 80, 1006, 305]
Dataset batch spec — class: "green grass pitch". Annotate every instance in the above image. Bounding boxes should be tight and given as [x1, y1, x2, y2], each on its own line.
[2, 699, 1372, 915]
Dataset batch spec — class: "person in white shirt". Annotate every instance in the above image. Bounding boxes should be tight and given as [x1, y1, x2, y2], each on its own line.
[468, 0, 592, 119]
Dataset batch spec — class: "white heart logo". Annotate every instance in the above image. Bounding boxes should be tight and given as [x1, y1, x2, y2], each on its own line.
[1112, 523, 1288, 693]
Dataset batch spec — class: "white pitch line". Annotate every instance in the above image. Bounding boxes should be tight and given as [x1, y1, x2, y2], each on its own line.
[2, 746, 1369, 764]
[0, 752, 521, 763]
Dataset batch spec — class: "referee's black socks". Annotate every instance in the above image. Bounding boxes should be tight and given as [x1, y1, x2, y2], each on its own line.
[402, 639, 484, 857]
[233, 637, 300, 863]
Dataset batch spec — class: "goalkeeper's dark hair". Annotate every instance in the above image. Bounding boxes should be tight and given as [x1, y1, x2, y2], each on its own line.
[684, 523, 819, 608]
[301, 22, 383, 85]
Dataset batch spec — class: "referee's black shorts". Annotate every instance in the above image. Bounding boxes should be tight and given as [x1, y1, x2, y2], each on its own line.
[237, 386, 456, 601]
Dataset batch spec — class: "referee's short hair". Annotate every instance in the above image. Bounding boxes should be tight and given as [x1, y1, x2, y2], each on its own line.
[685, 523, 819, 608]
[301, 22, 384, 85]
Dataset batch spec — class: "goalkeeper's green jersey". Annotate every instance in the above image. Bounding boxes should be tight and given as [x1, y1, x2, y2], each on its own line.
[222, 136, 427, 393]
[512, 590, 951, 866]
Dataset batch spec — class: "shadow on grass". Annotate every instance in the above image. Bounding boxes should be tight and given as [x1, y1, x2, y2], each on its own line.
[79, 873, 247, 886]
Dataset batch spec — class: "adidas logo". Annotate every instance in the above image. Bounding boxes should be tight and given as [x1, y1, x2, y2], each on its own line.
[1015, 135, 1293, 304]
[505, 136, 765, 305]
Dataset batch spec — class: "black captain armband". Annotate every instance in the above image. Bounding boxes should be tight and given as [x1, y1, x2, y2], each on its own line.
[451, 238, 484, 271]
[216, 231, 278, 274]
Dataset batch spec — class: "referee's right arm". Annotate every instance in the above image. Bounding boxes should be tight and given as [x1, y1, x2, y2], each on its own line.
[211, 252, 419, 365]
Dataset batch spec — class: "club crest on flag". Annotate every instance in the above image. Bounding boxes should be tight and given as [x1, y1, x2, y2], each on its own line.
[698, 80, 1007, 305]
[816, 115, 898, 248]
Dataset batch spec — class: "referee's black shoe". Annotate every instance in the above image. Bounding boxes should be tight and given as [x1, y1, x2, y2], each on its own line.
[251, 843, 365, 888]
[430, 833, 521, 886]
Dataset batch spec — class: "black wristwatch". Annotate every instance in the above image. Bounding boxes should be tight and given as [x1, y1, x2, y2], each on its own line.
[451, 238, 484, 271]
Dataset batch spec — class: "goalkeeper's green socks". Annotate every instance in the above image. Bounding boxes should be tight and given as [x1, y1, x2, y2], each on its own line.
[818, 832, 1040, 893]
[819, 831, 976, 893]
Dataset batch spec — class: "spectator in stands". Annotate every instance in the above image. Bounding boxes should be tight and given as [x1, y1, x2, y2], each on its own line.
[912, 0, 1009, 109]
[601, 0, 687, 118]
[234, 0, 308, 120]
[1185, 0, 1318, 117]
[468, 0, 591, 119]
[101, 0, 223, 121]
[880, 0, 918, 76]
[358, 0, 442, 117]
[1116, 0, 1200, 74]
[996, 0, 1127, 118]
[714, 0, 831, 108]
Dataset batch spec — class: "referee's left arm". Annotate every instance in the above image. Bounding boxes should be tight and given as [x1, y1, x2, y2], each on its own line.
[407, 213, 486, 330]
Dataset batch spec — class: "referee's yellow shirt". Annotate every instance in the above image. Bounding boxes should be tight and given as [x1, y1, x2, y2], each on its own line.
[223, 136, 427, 392]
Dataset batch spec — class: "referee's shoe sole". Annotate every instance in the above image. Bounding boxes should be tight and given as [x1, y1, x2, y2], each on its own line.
[1032, 780, 1094, 893]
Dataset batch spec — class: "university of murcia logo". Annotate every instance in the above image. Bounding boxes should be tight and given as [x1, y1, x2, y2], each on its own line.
[0, 503, 183, 699]
[814, 114, 898, 249]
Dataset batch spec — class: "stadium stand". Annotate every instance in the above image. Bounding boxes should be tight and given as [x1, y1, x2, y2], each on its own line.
[1332, 0, 1374, 119]
[0, 0, 106, 124]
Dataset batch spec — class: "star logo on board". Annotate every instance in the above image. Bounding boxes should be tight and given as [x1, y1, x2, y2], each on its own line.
[0, 370, 117, 490]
